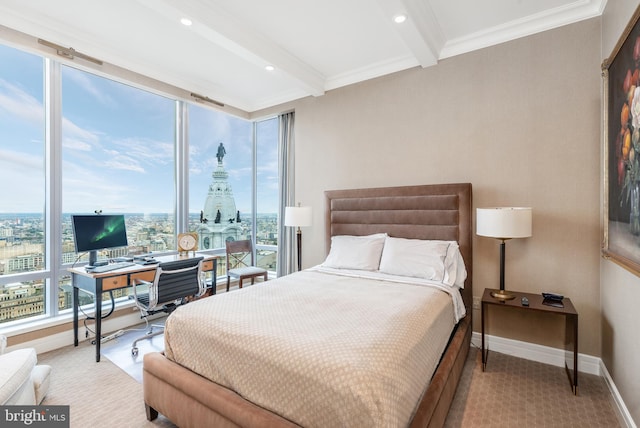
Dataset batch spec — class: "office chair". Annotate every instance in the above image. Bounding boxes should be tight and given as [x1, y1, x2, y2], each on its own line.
[130, 257, 206, 356]
[225, 240, 268, 292]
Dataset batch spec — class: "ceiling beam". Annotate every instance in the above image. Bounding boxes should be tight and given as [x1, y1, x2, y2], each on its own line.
[135, 0, 325, 97]
[375, 0, 444, 68]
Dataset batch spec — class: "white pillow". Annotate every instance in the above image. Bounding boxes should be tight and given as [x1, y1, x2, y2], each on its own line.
[322, 233, 387, 270]
[443, 243, 467, 288]
[379, 237, 465, 286]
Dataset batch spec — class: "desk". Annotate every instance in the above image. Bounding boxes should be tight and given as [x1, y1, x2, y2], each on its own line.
[481, 288, 578, 394]
[69, 253, 217, 362]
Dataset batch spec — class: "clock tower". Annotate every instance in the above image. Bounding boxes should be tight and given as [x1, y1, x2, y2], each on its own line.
[198, 143, 242, 249]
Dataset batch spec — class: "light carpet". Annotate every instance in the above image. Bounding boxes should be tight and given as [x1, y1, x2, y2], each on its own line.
[38, 336, 176, 427]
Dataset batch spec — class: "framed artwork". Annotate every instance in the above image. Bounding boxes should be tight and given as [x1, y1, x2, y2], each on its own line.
[603, 4, 640, 276]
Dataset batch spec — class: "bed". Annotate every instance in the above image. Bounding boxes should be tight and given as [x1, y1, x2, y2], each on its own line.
[142, 183, 472, 427]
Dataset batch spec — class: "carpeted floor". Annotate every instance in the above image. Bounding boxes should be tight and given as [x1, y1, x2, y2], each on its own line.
[37, 338, 623, 427]
[444, 348, 623, 427]
[38, 336, 176, 428]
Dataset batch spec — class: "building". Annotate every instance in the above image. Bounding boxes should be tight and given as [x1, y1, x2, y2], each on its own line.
[198, 143, 242, 250]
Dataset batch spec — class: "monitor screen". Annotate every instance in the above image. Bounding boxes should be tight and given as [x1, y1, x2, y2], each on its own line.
[71, 214, 128, 253]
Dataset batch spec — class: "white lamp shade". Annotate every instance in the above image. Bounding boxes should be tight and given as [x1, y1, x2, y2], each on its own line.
[284, 206, 312, 227]
[476, 207, 532, 239]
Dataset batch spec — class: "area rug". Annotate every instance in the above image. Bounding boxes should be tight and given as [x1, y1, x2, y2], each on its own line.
[100, 324, 165, 383]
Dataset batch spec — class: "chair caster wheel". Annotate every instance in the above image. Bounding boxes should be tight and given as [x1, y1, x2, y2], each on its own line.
[132, 347, 139, 356]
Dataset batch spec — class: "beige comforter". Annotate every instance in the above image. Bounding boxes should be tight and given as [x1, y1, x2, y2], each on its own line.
[164, 269, 457, 428]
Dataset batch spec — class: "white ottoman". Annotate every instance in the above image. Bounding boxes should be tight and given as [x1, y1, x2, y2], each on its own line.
[31, 364, 52, 404]
[0, 348, 37, 405]
[0, 335, 51, 405]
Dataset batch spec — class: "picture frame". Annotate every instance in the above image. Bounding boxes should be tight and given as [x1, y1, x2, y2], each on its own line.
[602, 4, 640, 276]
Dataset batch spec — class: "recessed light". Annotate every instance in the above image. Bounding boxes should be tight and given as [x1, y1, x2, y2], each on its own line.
[265, 65, 275, 71]
[393, 14, 407, 24]
[180, 17, 193, 26]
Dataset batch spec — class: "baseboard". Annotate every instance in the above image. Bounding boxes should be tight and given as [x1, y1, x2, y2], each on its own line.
[599, 359, 638, 428]
[471, 332, 599, 375]
[471, 332, 636, 428]
[4, 310, 161, 355]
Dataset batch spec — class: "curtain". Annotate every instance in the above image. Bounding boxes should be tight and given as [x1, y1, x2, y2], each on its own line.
[277, 111, 296, 276]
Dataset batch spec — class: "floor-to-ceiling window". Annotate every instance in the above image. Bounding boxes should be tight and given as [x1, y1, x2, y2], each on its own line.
[187, 106, 280, 277]
[188, 103, 253, 278]
[60, 65, 177, 310]
[255, 117, 279, 272]
[0, 40, 282, 327]
[0, 44, 47, 324]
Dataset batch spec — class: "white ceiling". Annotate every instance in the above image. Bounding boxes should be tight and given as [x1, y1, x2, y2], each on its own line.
[0, 0, 606, 113]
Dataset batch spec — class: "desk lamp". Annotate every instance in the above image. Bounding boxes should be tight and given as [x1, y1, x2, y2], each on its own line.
[284, 205, 312, 271]
[477, 207, 532, 300]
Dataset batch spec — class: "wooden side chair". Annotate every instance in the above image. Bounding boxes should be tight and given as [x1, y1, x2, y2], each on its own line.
[225, 240, 268, 292]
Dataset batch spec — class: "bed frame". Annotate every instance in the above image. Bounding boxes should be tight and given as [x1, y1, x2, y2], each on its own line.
[143, 183, 472, 428]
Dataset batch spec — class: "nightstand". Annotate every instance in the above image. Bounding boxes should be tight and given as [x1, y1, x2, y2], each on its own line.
[481, 288, 578, 394]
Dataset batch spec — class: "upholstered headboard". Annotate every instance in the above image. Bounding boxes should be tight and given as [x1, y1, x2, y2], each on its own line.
[324, 183, 473, 314]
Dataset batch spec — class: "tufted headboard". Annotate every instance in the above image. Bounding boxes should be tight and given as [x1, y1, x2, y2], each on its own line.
[324, 183, 473, 314]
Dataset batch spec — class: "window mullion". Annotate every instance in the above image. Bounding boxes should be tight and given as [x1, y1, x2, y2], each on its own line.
[252, 122, 258, 261]
[45, 58, 63, 317]
[176, 100, 189, 233]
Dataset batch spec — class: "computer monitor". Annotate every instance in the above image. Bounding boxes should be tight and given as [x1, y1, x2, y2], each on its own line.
[71, 214, 128, 266]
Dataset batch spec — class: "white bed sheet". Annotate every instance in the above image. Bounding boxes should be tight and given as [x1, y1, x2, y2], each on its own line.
[309, 265, 466, 322]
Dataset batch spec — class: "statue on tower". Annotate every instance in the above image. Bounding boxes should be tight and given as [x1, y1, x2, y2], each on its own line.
[216, 142, 226, 164]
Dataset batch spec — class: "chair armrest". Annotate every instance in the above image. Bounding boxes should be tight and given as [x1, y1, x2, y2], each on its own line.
[198, 271, 207, 297]
[132, 278, 154, 311]
[133, 278, 152, 287]
[0, 335, 6, 355]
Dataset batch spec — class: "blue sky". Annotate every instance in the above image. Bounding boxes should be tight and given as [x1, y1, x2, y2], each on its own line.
[0, 43, 279, 215]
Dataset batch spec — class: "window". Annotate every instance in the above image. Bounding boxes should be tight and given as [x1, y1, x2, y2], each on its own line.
[0, 40, 283, 327]
[188, 103, 254, 277]
[61, 65, 177, 260]
[188, 103, 253, 247]
[60, 65, 177, 309]
[255, 117, 279, 272]
[0, 44, 46, 323]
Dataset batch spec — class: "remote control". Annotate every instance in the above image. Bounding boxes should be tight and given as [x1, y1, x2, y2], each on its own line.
[521, 297, 529, 306]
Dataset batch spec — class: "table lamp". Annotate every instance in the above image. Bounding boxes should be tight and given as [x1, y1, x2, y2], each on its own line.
[284, 205, 312, 271]
[477, 207, 532, 300]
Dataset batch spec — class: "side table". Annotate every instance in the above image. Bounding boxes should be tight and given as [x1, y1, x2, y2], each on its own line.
[481, 288, 578, 394]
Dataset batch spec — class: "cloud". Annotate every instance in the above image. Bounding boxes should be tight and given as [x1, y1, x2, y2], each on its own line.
[0, 149, 45, 211]
[62, 117, 101, 148]
[63, 67, 115, 107]
[0, 78, 43, 125]
[63, 137, 93, 151]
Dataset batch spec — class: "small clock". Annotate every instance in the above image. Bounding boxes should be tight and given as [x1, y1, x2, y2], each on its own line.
[177, 232, 198, 255]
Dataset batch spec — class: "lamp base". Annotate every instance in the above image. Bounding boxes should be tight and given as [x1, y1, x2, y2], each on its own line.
[490, 289, 516, 301]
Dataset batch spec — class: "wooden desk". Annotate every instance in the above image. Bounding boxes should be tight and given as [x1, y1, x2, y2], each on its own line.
[481, 288, 579, 394]
[69, 253, 217, 362]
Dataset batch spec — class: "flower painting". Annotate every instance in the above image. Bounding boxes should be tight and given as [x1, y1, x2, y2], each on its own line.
[604, 4, 640, 275]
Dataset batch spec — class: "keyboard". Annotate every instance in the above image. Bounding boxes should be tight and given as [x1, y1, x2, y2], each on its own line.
[89, 262, 135, 273]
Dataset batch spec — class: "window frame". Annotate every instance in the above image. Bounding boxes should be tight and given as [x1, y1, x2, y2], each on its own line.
[0, 39, 281, 332]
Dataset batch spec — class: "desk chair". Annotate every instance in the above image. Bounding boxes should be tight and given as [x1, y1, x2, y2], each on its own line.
[225, 240, 268, 292]
[130, 257, 206, 356]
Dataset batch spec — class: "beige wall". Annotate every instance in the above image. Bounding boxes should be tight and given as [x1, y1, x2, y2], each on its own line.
[257, 18, 602, 356]
[602, 0, 640, 423]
